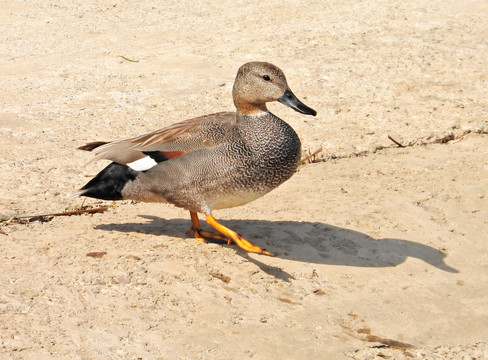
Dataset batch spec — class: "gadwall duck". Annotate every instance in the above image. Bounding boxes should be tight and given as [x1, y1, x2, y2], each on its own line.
[73, 62, 316, 255]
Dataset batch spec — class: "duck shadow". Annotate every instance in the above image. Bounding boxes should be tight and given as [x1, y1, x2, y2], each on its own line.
[95, 215, 458, 277]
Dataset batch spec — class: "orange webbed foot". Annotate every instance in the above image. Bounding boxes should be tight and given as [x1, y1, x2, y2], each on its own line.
[187, 211, 229, 244]
[205, 215, 274, 256]
[187, 212, 274, 256]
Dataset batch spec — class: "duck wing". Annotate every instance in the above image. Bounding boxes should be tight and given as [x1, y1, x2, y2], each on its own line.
[80, 112, 236, 170]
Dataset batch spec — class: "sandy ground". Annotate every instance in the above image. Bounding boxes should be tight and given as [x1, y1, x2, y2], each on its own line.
[1, 0, 488, 359]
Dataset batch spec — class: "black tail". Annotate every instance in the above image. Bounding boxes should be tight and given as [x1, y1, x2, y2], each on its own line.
[80, 162, 139, 200]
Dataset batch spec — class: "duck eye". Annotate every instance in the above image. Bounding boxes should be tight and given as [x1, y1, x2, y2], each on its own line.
[262, 75, 271, 81]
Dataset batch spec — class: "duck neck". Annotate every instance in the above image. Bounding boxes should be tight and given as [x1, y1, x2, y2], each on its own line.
[234, 98, 269, 117]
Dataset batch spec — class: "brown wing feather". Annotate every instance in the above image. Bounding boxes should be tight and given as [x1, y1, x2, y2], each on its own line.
[83, 112, 236, 165]
[78, 141, 107, 151]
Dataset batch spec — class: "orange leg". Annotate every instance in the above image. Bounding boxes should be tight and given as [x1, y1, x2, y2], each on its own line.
[205, 215, 273, 256]
[186, 211, 228, 243]
[186, 211, 206, 243]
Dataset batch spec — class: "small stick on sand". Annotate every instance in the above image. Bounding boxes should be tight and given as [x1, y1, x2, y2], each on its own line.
[301, 147, 323, 164]
[0, 206, 109, 223]
[118, 55, 139, 63]
[388, 135, 404, 148]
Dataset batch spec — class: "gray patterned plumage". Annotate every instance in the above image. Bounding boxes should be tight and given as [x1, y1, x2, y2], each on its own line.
[74, 62, 316, 255]
[128, 112, 302, 213]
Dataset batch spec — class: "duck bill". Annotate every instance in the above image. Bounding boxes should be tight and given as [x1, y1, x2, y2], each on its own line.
[278, 89, 317, 116]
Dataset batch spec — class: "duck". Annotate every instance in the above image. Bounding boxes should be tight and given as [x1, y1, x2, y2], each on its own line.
[72, 61, 316, 256]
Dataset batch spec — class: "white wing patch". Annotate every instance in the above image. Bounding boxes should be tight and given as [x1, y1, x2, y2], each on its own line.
[127, 156, 158, 171]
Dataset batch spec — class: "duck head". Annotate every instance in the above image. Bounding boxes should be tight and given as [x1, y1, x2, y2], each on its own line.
[232, 62, 317, 116]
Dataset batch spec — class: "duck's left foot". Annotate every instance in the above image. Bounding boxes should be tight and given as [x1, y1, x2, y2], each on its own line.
[205, 215, 274, 256]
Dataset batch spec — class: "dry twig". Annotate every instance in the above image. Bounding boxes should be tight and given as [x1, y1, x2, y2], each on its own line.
[1, 206, 108, 224]
[387, 135, 404, 148]
[301, 147, 323, 164]
[118, 55, 139, 63]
